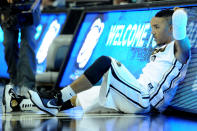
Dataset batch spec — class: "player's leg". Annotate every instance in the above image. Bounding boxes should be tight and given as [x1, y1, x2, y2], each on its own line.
[99, 58, 150, 113]
[28, 56, 112, 116]
[71, 58, 150, 113]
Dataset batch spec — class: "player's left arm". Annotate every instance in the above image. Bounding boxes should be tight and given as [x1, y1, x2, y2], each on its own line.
[173, 8, 191, 64]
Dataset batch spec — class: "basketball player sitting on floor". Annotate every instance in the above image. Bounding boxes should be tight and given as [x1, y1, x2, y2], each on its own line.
[28, 8, 191, 116]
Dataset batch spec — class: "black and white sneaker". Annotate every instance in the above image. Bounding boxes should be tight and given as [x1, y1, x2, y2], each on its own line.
[2, 83, 38, 112]
[28, 90, 62, 116]
[2, 84, 24, 113]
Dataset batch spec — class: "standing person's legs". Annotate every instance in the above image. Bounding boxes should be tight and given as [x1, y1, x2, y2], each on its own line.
[1, 10, 41, 112]
[17, 25, 37, 98]
[2, 26, 38, 113]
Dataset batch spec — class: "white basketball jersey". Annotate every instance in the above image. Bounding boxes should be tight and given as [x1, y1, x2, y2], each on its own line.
[138, 40, 190, 111]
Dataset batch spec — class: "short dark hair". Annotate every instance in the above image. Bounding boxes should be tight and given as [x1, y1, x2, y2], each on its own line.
[155, 9, 174, 17]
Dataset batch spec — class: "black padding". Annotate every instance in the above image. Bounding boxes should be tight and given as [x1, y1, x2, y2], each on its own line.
[84, 56, 111, 85]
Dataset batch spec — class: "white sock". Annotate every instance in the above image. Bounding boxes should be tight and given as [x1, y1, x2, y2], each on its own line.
[60, 85, 76, 102]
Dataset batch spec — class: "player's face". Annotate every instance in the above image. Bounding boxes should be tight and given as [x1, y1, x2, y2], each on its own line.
[151, 17, 172, 46]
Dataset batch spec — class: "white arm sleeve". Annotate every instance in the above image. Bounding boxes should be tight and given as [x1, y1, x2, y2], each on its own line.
[172, 9, 188, 40]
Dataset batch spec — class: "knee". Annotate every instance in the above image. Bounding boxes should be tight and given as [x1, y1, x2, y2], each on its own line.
[97, 56, 111, 63]
[84, 55, 112, 85]
[96, 56, 112, 70]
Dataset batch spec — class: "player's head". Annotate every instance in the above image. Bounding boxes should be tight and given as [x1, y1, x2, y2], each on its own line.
[151, 9, 174, 46]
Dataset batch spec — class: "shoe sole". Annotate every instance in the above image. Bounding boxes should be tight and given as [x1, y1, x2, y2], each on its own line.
[28, 90, 58, 116]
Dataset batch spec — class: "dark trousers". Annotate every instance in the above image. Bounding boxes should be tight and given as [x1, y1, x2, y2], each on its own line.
[2, 25, 37, 89]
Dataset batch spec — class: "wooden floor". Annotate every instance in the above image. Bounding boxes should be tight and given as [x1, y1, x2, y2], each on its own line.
[1, 84, 197, 131]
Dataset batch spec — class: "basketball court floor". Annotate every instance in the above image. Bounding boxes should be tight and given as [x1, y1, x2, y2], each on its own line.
[0, 84, 197, 131]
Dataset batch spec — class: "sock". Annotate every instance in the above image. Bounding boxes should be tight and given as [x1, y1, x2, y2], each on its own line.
[60, 85, 76, 102]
